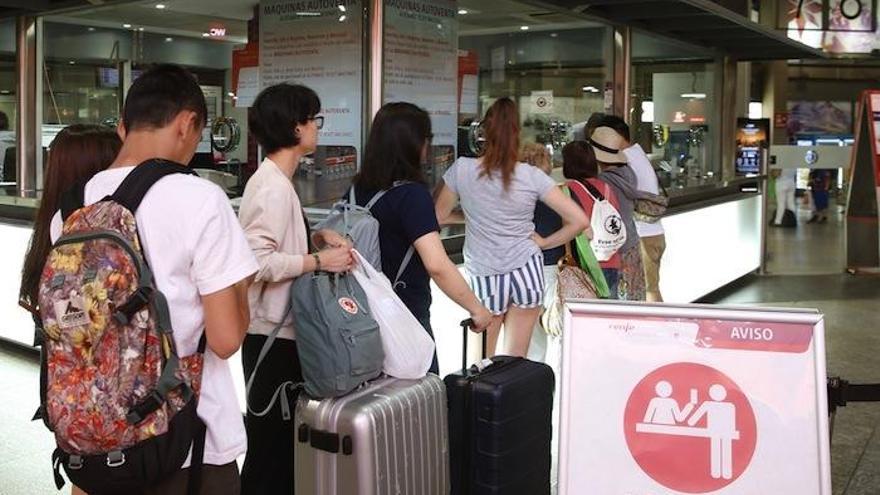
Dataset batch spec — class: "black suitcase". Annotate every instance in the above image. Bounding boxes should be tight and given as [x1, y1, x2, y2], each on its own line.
[444, 319, 555, 495]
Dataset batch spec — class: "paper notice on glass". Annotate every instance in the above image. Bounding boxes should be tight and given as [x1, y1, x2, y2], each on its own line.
[460, 75, 478, 115]
[260, 0, 363, 149]
[383, 0, 458, 147]
[235, 67, 259, 108]
[530, 90, 554, 114]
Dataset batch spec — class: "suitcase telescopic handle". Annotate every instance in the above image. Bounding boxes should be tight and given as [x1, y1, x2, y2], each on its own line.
[460, 318, 488, 371]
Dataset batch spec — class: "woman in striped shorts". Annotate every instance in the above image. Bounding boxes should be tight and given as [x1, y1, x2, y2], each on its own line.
[435, 98, 589, 357]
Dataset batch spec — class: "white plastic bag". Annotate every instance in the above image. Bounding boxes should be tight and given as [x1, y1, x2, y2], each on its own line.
[350, 249, 435, 379]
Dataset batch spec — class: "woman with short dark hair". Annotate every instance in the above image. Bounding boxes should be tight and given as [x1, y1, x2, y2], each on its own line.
[238, 83, 352, 494]
[351, 102, 493, 372]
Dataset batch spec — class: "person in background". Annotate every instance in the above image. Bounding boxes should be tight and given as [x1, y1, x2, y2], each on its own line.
[0, 110, 15, 181]
[772, 167, 798, 226]
[238, 83, 353, 495]
[561, 140, 621, 298]
[351, 102, 493, 373]
[599, 115, 666, 302]
[19, 124, 121, 327]
[589, 125, 646, 301]
[808, 169, 830, 224]
[48, 64, 258, 494]
[519, 142, 563, 362]
[436, 98, 589, 357]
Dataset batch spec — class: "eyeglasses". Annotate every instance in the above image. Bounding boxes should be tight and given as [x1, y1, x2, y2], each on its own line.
[312, 116, 324, 130]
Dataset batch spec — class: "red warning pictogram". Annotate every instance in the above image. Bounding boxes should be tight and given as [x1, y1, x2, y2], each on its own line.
[623, 362, 757, 493]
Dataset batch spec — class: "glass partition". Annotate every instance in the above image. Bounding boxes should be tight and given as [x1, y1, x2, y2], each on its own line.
[456, 1, 610, 171]
[631, 31, 721, 195]
[0, 18, 17, 194]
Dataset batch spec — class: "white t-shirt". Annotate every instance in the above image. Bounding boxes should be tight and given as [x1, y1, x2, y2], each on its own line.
[50, 166, 258, 466]
[623, 144, 665, 238]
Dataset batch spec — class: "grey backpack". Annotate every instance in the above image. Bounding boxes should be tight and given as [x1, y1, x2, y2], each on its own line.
[246, 272, 385, 419]
[315, 183, 415, 289]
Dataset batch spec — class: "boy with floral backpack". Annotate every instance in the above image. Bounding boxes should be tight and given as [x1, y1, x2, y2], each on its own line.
[40, 64, 257, 494]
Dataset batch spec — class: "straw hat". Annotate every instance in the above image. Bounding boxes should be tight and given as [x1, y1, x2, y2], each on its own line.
[589, 126, 627, 164]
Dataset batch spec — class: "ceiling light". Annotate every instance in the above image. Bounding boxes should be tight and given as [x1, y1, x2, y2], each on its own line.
[202, 32, 210, 37]
[297, 11, 320, 16]
[165, 37, 173, 42]
[550, 33, 558, 38]
[138, 27, 145, 31]
[680, 93, 707, 99]
[458, 8, 468, 14]
[156, 3, 166, 9]
[582, 86, 599, 93]
[227, 92, 235, 97]
[123, 23, 132, 28]
[338, 4, 346, 12]
[520, 25, 529, 31]
[68, 60, 76, 65]
[0, 90, 10, 95]
[339, 15, 347, 22]
[87, 27, 96, 32]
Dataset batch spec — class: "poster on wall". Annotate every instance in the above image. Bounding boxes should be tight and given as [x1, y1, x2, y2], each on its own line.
[384, 0, 458, 181]
[778, 0, 879, 54]
[559, 301, 831, 495]
[260, 0, 363, 152]
[786, 101, 853, 136]
[735, 118, 770, 176]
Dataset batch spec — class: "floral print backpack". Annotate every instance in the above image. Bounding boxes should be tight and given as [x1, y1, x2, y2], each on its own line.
[36, 160, 207, 494]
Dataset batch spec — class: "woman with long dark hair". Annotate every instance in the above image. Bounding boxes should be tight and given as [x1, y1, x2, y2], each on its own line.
[20, 124, 122, 319]
[351, 102, 493, 373]
[561, 140, 623, 297]
[435, 98, 588, 357]
[19, 124, 121, 495]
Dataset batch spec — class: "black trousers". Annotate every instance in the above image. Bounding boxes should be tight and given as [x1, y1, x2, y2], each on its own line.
[240, 334, 302, 495]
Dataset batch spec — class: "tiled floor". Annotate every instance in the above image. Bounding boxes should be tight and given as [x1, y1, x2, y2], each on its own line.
[765, 201, 847, 276]
[702, 273, 880, 495]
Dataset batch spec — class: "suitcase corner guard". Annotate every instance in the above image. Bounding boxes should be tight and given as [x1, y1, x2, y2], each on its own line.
[297, 424, 354, 455]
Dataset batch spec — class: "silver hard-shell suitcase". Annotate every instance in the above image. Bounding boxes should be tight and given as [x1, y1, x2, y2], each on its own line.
[294, 375, 449, 495]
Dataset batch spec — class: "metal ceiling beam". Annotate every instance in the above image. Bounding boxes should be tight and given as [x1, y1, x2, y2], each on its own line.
[0, 0, 49, 10]
[539, 0, 826, 60]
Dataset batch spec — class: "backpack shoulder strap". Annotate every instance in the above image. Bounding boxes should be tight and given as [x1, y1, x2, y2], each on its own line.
[364, 189, 388, 210]
[364, 180, 412, 210]
[579, 179, 606, 202]
[568, 180, 598, 209]
[110, 159, 197, 214]
[59, 180, 87, 221]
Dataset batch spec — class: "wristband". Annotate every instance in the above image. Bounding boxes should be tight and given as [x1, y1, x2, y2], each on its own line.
[312, 253, 322, 272]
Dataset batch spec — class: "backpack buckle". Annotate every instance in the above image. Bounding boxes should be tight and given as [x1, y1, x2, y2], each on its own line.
[67, 455, 83, 470]
[126, 390, 164, 424]
[106, 451, 126, 468]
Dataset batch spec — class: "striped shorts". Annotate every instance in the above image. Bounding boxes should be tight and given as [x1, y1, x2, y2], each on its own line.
[469, 252, 545, 315]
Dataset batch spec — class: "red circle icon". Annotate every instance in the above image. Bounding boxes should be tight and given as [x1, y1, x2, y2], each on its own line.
[623, 362, 757, 493]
